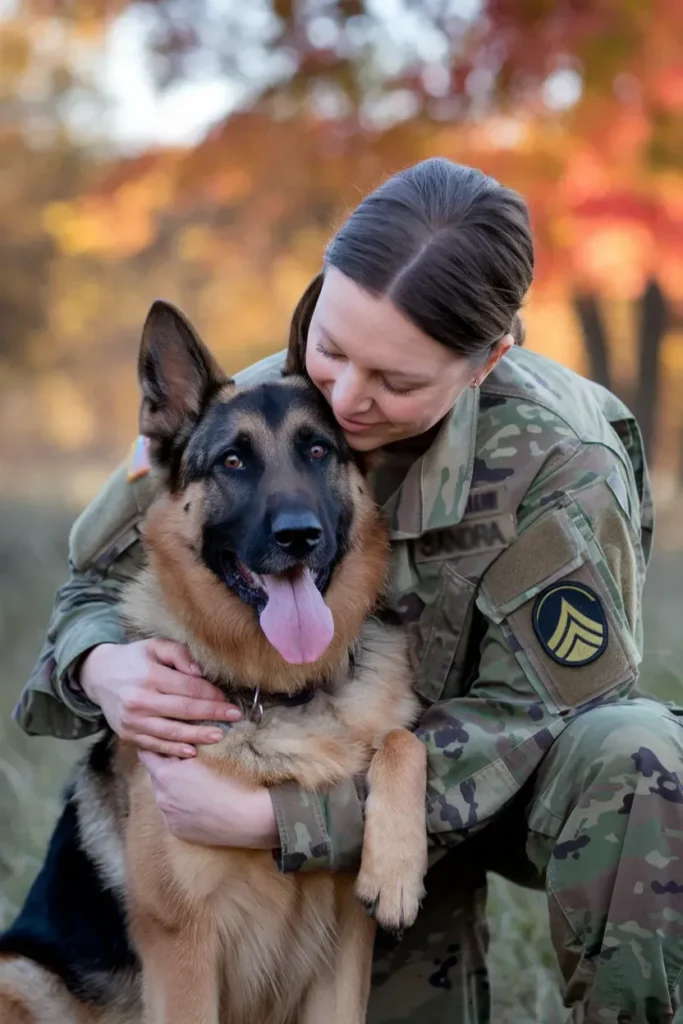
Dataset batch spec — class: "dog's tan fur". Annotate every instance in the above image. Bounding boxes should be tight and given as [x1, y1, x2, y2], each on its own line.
[118, 453, 427, 1024]
[0, 311, 428, 1024]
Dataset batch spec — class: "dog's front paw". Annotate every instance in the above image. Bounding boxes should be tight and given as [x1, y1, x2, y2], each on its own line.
[354, 806, 427, 936]
[355, 865, 425, 939]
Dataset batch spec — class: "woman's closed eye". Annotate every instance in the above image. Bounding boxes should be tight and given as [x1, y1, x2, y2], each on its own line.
[315, 338, 422, 396]
[380, 374, 431, 396]
[315, 340, 344, 361]
[380, 378, 414, 397]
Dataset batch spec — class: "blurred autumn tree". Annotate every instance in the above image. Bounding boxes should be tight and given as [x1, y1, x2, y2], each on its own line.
[4, 0, 683, 490]
[0, 12, 94, 365]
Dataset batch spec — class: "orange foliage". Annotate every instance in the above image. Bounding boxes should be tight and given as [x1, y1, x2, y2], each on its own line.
[2, 0, 683, 496]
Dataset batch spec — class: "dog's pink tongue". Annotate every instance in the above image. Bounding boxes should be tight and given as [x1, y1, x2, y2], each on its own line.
[259, 568, 334, 664]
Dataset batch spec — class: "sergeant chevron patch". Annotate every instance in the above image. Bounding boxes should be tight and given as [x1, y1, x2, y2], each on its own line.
[532, 582, 608, 667]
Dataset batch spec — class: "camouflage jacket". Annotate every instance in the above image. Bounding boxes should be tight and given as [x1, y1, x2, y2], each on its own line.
[14, 346, 653, 874]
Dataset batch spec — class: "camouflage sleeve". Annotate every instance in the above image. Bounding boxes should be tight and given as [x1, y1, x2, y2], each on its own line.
[421, 440, 646, 845]
[12, 459, 156, 739]
[271, 779, 366, 873]
[273, 439, 645, 867]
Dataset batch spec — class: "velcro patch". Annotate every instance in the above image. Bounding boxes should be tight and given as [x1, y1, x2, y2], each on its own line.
[463, 486, 501, 517]
[480, 509, 638, 710]
[501, 562, 636, 709]
[532, 582, 607, 667]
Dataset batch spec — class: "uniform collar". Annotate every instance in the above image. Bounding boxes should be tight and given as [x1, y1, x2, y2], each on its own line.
[382, 385, 479, 540]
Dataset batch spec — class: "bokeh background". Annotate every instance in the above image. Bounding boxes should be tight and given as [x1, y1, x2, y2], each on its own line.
[1, 1, 682, 1020]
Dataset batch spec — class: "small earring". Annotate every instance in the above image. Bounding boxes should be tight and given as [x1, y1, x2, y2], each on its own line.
[469, 379, 480, 390]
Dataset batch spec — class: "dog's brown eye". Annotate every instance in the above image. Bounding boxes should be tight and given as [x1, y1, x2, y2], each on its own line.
[308, 444, 327, 461]
[224, 453, 243, 470]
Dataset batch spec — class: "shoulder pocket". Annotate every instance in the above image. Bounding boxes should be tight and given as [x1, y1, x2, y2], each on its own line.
[69, 460, 159, 573]
[479, 508, 639, 712]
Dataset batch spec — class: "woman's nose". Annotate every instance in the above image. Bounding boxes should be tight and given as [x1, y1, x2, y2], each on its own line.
[331, 364, 373, 417]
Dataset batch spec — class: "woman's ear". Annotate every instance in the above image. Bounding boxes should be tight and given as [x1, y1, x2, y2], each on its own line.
[284, 272, 324, 375]
[471, 334, 514, 389]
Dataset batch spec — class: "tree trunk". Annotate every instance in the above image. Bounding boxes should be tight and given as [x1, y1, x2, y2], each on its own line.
[634, 277, 668, 460]
[572, 292, 612, 391]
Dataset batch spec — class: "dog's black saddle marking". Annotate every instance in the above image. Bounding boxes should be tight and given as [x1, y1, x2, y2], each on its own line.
[0, 784, 138, 1005]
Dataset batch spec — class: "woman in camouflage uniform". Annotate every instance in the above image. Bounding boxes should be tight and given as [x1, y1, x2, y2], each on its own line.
[14, 159, 683, 1023]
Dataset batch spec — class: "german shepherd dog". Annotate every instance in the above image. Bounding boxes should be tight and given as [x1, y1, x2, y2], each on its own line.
[0, 301, 428, 1024]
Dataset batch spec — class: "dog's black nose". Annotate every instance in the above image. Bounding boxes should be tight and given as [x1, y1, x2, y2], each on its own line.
[272, 511, 322, 553]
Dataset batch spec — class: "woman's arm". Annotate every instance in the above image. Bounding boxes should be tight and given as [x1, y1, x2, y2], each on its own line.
[14, 457, 155, 739]
[14, 459, 240, 756]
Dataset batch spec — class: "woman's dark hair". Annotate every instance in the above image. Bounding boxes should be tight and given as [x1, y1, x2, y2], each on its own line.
[286, 158, 533, 373]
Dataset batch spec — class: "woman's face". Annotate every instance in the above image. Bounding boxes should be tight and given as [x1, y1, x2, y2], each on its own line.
[306, 267, 509, 451]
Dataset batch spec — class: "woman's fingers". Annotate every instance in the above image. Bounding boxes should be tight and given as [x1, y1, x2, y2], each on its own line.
[132, 716, 227, 748]
[130, 733, 197, 759]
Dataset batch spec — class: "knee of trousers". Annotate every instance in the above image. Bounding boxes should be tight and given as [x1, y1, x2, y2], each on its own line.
[532, 699, 683, 818]
[536, 703, 683, 1016]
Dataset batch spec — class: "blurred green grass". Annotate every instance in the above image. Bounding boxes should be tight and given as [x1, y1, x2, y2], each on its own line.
[0, 499, 681, 1023]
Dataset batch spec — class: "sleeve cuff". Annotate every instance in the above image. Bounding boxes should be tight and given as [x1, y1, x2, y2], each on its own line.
[271, 778, 365, 874]
[54, 652, 105, 721]
[52, 606, 127, 720]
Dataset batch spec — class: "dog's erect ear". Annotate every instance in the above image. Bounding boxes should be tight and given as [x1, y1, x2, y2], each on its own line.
[138, 300, 230, 449]
[284, 272, 323, 376]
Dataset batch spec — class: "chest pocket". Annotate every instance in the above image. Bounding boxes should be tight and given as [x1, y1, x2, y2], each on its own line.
[407, 563, 477, 705]
[392, 530, 515, 705]
[388, 487, 517, 706]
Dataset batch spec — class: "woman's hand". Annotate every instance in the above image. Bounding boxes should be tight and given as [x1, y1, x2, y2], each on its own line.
[137, 750, 279, 849]
[79, 639, 241, 758]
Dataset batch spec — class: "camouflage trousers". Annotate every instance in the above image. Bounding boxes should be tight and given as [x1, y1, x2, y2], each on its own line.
[367, 699, 683, 1024]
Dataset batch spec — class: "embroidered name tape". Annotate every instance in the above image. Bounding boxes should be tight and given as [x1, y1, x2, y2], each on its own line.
[414, 512, 515, 564]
